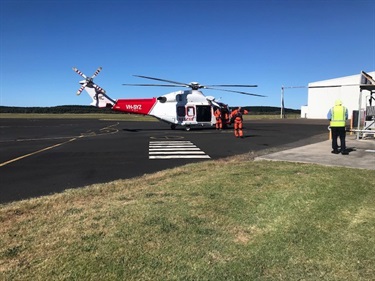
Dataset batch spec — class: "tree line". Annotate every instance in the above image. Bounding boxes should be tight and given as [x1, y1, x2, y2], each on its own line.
[233, 106, 300, 115]
[0, 105, 115, 114]
[0, 105, 300, 115]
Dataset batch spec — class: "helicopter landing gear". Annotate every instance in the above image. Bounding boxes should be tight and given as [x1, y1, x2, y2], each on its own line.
[170, 124, 176, 130]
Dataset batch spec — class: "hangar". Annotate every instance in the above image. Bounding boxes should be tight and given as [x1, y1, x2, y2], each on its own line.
[301, 71, 375, 120]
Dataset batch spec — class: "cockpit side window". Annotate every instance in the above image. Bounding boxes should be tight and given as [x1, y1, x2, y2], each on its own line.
[187, 106, 195, 116]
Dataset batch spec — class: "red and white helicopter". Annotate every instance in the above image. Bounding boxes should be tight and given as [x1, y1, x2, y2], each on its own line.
[72, 67, 266, 130]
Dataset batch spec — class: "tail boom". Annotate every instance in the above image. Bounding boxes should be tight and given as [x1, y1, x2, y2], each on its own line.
[73, 67, 158, 115]
[113, 98, 157, 115]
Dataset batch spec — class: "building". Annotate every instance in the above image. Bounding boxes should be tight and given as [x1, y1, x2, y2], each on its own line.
[303, 71, 375, 119]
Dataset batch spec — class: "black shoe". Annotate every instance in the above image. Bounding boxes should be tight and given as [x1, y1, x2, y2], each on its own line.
[341, 150, 349, 155]
[331, 150, 339, 154]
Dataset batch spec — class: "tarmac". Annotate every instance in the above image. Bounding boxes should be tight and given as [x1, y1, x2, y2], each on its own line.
[255, 134, 375, 170]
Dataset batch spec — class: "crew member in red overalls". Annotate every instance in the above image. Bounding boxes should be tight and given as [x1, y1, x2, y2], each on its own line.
[222, 107, 230, 128]
[230, 107, 248, 138]
[214, 107, 222, 130]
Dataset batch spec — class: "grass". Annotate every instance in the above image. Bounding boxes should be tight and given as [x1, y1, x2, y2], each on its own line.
[1, 158, 374, 280]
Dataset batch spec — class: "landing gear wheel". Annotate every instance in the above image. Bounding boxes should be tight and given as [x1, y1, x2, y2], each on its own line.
[171, 124, 176, 130]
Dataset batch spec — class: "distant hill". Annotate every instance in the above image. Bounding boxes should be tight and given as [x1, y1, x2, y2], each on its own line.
[0, 105, 115, 114]
[229, 106, 300, 115]
[0, 105, 300, 115]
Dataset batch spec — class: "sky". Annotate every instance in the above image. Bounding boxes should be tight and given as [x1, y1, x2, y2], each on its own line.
[0, 0, 374, 110]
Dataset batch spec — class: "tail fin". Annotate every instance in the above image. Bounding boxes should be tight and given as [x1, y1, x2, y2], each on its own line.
[73, 66, 115, 108]
[84, 86, 115, 108]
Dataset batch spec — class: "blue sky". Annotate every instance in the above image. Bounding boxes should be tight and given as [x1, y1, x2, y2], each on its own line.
[1, 0, 374, 109]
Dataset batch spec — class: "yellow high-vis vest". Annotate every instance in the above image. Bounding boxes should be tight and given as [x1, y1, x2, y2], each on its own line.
[330, 105, 346, 127]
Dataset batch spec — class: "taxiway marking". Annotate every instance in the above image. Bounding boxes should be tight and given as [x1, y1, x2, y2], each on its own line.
[0, 122, 119, 167]
[0, 123, 120, 167]
[0, 137, 80, 167]
[149, 140, 210, 159]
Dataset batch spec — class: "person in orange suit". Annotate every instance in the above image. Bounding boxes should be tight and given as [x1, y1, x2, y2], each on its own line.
[230, 107, 248, 138]
[221, 107, 230, 128]
[214, 107, 223, 130]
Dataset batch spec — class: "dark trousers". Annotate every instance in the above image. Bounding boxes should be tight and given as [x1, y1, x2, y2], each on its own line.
[331, 126, 346, 151]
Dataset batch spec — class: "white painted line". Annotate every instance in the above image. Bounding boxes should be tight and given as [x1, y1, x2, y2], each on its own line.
[149, 155, 211, 159]
[150, 141, 192, 144]
[149, 148, 200, 151]
[148, 140, 210, 159]
[150, 145, 196, 148]
[149, 151, 205, 154]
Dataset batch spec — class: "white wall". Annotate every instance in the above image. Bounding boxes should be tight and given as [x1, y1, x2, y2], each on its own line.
[300, 105, 308, 118]
[304, 71, 375, 119]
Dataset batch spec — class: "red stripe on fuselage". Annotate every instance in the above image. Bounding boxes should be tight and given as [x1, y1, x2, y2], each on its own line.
[113, 98, 157, 115]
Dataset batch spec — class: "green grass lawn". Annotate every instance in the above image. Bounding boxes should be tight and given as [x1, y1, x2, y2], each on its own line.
[1, 159, 374, 280]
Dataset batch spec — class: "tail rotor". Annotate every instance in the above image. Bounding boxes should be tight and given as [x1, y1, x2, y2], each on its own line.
[72, 67, 88, 79]
[72, 66, 106, 95]
[91, 67, 102, 79]
[72, 66, 114, 108]
[76, 83, 87, 95]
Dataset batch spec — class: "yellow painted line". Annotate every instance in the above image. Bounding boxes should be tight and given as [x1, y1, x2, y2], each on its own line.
[99, 122, 119, 135]
[0, 137, 79, 167]
[0, 123, 120, 167]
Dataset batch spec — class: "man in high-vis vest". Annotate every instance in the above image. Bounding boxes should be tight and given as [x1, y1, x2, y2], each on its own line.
[327, 99, 348, 155]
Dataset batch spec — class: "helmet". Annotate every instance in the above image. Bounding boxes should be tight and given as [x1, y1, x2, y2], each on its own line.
[335, 99, 343, 106]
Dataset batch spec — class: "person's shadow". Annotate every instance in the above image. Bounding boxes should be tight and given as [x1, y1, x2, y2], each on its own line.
[341, 147, 356, 155]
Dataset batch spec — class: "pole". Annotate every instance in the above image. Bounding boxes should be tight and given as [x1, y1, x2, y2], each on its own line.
[280, 85, 306, 119]
[281, 86, 284, 119]
[356, 88, 363, 140]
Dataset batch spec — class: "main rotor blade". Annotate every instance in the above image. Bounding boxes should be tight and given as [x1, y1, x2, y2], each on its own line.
[130, 74, 263, 96]
[133, 75, 190, 87]
[205, 87, 266, 97]
[205, 84, 258, 88]
[72, 67, 87, 79]
[122, 83, 183, 87]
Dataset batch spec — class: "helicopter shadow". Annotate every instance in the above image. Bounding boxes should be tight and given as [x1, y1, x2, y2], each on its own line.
[122, 128, 173, 133]
[122, 125, 219, 133]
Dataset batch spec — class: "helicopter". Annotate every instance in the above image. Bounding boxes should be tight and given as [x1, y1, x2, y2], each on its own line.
[72, 67, 266, 131]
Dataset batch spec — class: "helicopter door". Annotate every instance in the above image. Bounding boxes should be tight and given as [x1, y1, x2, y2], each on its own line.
[196, 105, 212, 122]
